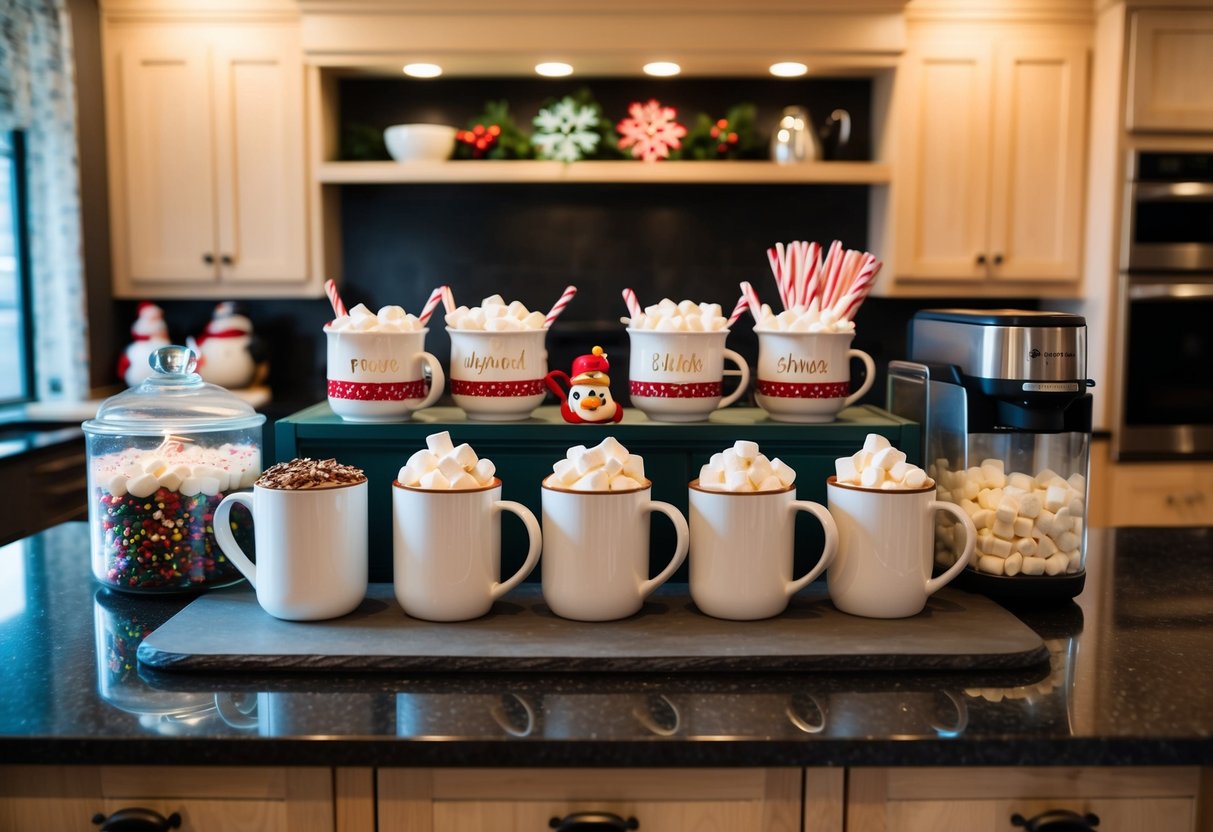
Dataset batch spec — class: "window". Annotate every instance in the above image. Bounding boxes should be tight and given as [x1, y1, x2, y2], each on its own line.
[0, 131, 33, 404]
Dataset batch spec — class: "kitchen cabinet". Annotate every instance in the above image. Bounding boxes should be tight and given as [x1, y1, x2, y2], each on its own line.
[846, 767, 1201, 832]
[377, 768, 802, 832]
[1127, 10, 1213, 133]
[1106, 459, 1213, 527]
[892, 30, 1089, 291]
[102, 20, 312, 298]
[0, 766, 333, 831]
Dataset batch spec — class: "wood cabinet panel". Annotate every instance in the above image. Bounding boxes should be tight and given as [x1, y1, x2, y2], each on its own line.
[1128, 10, 1213, 132]
[886, 797, 1192, 832]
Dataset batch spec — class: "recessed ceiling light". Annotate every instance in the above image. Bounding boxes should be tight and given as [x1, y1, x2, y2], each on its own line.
[535, 62, 574, 77]
[769, 61, 808, 78]
[643, 61, 681, 77]
[403, 63, 442, 78]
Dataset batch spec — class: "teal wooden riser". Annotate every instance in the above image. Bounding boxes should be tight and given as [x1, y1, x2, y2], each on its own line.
[275, 404, 920, 583]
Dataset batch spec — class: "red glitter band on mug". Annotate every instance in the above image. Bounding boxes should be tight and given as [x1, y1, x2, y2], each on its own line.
[450, 378, 545, 397]
[327, 379, 428, 400]
[755, 379, 850, 398]
[629, 380, 723, 399]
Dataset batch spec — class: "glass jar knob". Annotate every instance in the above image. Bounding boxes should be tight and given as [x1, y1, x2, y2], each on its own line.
[149, 345, 198, 376]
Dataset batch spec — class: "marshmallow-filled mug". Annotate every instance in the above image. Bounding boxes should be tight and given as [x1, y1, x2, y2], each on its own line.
[445, 295, 549, 421]
[213, 458, 368, 621]
[754, 329, 874, 423]
[627, 328, 750, 422]
[393, 432, 541, 621]
[689, 441, 837, 620]
[826, 440, 976, 618]
[541, 439, 688, 621]
[325, 307, 445, 422]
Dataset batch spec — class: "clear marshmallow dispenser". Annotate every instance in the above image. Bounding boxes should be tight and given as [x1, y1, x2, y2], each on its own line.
[888, 310, 1093, 601]
[83, 345, 265, 593]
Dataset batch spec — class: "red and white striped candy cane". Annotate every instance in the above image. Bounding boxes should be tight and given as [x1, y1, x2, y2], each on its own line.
[621, 287, 642, 319]
[324, 279, 348, 318]
[803, 241, 822, 309]
[545, 285, 578, 328]
[838, 256, 881, 321]
[418, 287, 445, 325]
[440, 285, 456, 314]
[767, 246, 789, 311]
[739, 281, 764, 322]
[727, 294, 750, 326]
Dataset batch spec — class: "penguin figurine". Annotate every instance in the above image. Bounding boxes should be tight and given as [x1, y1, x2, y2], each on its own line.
[188, 302, 262, 390]
[117, 302, 171, 387]
[545, 346, 624, 424]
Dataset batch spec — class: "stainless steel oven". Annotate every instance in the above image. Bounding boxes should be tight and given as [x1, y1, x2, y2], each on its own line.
[1115, 151, 1213, 460]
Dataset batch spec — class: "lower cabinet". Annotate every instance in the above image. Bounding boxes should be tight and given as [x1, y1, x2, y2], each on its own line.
[0, 766, 333, 832]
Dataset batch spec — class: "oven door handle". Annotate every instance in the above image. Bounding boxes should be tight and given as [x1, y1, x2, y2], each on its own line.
[1133, 181, 1213, 200]
[1128, 282, 1213, 300]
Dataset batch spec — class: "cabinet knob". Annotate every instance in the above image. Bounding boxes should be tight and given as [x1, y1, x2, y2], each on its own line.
[220, 254, 234, 266]
[91, 808, 182, 831]
[1011, 809, 1100, 831]
[993, 253, 1005, 265]
[549, 812, 639, 831]
[202, 253, 215, 265]
[976, 254, 988, 266]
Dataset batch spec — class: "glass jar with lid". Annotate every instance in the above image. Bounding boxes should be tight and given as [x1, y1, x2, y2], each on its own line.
[83, 345, 265, 593]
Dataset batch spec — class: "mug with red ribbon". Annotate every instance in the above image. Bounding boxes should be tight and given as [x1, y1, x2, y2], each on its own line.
[627, 329, 750, 422]
[447, 329, 549, 421]
[326, 329, 445, 422]
[754, 329, 874, 423]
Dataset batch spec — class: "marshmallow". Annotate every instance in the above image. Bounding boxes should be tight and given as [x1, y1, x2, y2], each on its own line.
[419, 469, 450, 490]
[834, 434, 932, 491]
[93, 443, 261, 501]
[426, 432, 455, 457]
[472, 458, 496, 485]
[445, 297, 547, 331]
[127, 473, 160, 499]
[548, 439, 647, 492]
[400, 432, 496, 490]
[978, 555, 1005, 575]
[697, 442, 795, 492]
[325, 302, 423, 333]
[628, 298, 729, 332]
[755, 302, 856, 334]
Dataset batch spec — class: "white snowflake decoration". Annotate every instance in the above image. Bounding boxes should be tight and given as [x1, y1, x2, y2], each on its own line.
[532, 97, 601, 162]
[617, 99, 687, 162]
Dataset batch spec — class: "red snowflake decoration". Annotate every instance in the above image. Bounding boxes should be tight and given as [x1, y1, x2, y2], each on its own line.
[616, 99, 687, 162]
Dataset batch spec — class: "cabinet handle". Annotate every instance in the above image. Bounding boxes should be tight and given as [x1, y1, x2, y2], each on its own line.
[976, 253, 987, 265]
[1010, 809, 1099, 831]
[993, 253, 1005, 265]
[92, 808, 182, 831]
[220, 254, 234, 266]
[202, 253, 215, 265]
[549, 812, 639, 831]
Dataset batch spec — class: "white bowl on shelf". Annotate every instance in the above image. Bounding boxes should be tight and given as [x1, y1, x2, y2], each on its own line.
[384, 124, 457, 162]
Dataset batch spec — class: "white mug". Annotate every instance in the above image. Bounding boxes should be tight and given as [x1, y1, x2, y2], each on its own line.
[326, 329, 445, 422]
[447, 328, 548, 421]
[826, 477, 976, 618]
[754, 329, 875, 423]
[213, 481, 368, 621]
[541, 481, 689, 621]
[626, 329, 750, 422]
[392, 479, 542, 621]
[688, 482, 838, 620]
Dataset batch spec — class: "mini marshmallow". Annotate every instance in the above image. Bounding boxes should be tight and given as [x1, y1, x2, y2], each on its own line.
[446, 298, 545, 331]
[623, 455, 645, 481]
[860, 466, 885, 488]
[1045, 552, 1068, 576]
[448, 443, 479, 471]
[699, 464, 724, 485]
[1045, 484, 1069, 513]
[992, 518, 1015, 540]
[1015, 537, 1038, 557]
[576, 446, 607, 475]
[871, 446, 907, 471]
[862, 433, 891, 454]
[746, 455, 774, 486]
[197, 476, 221, 497]
[835, 433, 931, 491]
[472, 458, 496, 485]
[552, 458, 579, 486]
[610, 475, 643, 491]
[437, 456, 465, 481]
[604, 456, 624, 478]
[327, 302, 424, 333]
[106, 475, 128, 497]
[1013, 517, 1034, 538]
[903, 468, 928, 489]
[158, 469, 184, 492]
[549, 440, 646, 491]
[989, 537, 1013, 558]
[402, 432, 497, 490]
[724, 470, 751, 492]
[627, 298, 730, 332]
[419, 469, 450, 490]
[127, 473, 160, 499]
[733, 439, 760, 460]
[1004, 552, 1024, 576]
[426, 432, 454, 457]
[995, 498, 1019, 524]
[1021, 556, 1047, 576]
[770, 458, 796, 487]
[978, 555, 1005, 575]
[599, 435, 628, 463]
[835, 456, 859, 483]
[449, 472, 480, 490]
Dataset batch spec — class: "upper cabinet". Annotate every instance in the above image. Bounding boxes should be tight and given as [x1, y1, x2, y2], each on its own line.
[103, 18, 312, 298]
[890, 26, 1090, 291]
[1127, 9, 1213, 133]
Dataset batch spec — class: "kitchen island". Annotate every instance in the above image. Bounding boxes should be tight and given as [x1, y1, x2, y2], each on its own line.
[1, 523, 1210, 830]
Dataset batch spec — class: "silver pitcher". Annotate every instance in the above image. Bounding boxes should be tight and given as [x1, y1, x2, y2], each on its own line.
[770, 106, 851, 163]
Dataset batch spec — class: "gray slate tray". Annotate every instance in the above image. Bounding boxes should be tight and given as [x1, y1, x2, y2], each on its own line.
[138, 584, 1047, 673]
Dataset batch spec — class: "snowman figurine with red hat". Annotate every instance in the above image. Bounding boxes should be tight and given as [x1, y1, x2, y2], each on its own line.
[545, 345, 624, 424]
[117, 302, 170, 387]
[187, 302, 261, 389]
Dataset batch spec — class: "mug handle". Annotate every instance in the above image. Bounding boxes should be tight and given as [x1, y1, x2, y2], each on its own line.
[717, 348, 751, 409]
[489, 500, 542, 601]
[638, 500, 690, 598]
[489, 693, 535, 738]
[842, 348, 876, 407]
[631, 694, 681, 737]
[414, 351, 446, 410]
[924, 500, 977, 597]
[784, 500, 839, 597]
[213, 492, 257, 588]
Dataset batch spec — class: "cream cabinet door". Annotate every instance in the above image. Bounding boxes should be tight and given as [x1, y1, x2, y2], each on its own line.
[107, 25, 217, 286]
[885, 797, 1193, 832]
[895, 42, 993, 281]
[987, 41, 1088, 282]
[1128, 10, 1213, 133]
[211, 25, 307, 285]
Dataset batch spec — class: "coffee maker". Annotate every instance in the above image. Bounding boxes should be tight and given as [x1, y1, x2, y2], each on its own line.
[888, 310, 1093, 600]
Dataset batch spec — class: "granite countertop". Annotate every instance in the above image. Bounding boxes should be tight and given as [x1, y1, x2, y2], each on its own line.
[0, 522, 1210, 768]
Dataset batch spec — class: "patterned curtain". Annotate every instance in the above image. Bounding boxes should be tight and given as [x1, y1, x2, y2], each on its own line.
[0, 0, 88, 401]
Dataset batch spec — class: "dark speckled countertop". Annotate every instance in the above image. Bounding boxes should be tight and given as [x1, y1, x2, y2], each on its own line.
[0, 522, 1210, 767]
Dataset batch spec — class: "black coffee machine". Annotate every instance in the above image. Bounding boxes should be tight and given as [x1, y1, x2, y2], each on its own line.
[888, 309, 1094, 601]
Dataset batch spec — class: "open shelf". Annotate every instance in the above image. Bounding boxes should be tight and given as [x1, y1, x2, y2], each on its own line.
[315, 159, 891, 185]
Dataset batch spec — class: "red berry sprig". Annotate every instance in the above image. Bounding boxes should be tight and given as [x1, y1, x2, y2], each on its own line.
[709, 118, 740, 156]
[456, 123, 502, 158]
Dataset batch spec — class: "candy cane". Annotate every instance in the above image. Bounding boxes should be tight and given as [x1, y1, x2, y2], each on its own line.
[727, 294, 750, 326]
[417, 287, 445, 325]
[739, 281, 764, 323]
[545, 284, 578, 328]
[803, 241, 822, 310]
[441, 285, 456, 314]
[621, 288, 642, 319]
[324, 279, 347, 318]
[766, 246, 789, 311]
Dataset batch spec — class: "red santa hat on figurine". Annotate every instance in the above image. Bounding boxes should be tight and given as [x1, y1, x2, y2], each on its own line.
[545, 346, 624, 424]
[117, 302, 171, 387]
[188, 302, 259, 389]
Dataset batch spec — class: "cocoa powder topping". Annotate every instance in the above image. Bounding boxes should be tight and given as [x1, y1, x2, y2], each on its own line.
[256, 458, 366, 490]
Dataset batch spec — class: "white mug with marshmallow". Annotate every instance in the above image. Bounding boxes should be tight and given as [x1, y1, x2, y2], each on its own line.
[754, 329, 874, 423]
[326, 319, 445, 422]
[627, 329, 750, 422]
[448, 329, 549, 421]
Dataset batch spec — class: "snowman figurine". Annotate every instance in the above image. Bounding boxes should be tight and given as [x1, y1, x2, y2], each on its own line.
[545, 346, 624, 424]
[117, 302, 171, 387]
[188, 302, 260, 389]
